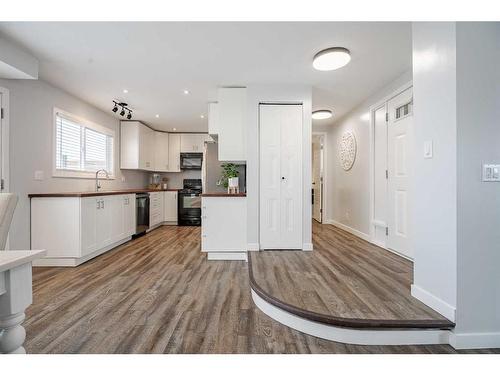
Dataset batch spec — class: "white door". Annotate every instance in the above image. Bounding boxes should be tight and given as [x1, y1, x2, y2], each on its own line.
[387, 87, 413, 258]
[260, 104, 303, 249]
[312, 136, 323, 223]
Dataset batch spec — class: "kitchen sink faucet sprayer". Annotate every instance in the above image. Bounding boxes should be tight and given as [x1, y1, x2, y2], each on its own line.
[95, 169, 110, 192]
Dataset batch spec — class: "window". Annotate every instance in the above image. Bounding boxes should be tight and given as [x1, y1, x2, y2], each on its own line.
[54, 109, 114, 178]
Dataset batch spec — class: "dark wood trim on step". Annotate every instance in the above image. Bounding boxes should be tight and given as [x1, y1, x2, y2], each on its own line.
[248, 253, 454, 330]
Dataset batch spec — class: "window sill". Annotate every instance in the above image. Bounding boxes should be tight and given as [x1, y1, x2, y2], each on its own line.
[53, 170, 116, 180]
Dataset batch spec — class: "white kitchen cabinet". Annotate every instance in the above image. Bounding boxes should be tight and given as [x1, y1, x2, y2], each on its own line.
[163, 191, 178, 223]
[154, 132, 170, 172]
[217, 87, 247, 161]
[120, 121, 154, 171]
[31, 194, 136, 267]
[201, 197, 247, 257]
[167, 133, 181, 172]
[149, 192, 164, 228]
[180, 134, 208, 152]
[208, 102, 219, 136]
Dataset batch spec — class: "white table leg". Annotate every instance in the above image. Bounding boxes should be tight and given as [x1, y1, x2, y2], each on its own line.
[0, 312, 26, 354]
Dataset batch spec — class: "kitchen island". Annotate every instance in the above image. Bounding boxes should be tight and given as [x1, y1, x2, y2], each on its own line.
[201, 193, 247, 261]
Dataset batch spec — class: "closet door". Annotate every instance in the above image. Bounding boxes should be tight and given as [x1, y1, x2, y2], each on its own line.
[259, 104, 303, 249]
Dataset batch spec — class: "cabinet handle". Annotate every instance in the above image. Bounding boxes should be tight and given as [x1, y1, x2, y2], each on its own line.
[102, 200, 105, 209]
[202, 234, 207, 238]
[96, 201, 100, 210]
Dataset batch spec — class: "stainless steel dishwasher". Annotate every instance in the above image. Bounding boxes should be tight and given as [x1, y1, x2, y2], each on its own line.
[135, 193, 150, 235]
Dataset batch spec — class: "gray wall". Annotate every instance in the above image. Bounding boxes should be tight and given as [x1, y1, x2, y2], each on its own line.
[318, 70, 412, 236]
[456, 22, 500, 336]
[204, 142, 246, 193]
[0, 78, 149, 250]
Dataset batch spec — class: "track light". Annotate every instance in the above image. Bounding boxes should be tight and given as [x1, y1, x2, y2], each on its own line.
[112, 100, 133, 119]
[112, 104, 118, 113]
[120, 106, 125, 116]
[127, 110, 132, 120]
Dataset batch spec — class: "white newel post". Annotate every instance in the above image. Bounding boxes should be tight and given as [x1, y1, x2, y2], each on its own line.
[0, 250, 46, 354]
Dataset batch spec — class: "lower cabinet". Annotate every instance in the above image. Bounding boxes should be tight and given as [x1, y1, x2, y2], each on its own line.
[31, 194, 136, 266]
[163, 191, 178, 222]
[201, 197, 246, 254]
[149, 192, 164, 228]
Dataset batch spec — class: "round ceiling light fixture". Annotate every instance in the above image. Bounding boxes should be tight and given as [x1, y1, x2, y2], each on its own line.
[313, 47, 351, 71]
[312, 109, 333, 120]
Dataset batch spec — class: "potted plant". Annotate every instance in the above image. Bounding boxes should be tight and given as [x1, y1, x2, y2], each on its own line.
[219, 163, 240, 193]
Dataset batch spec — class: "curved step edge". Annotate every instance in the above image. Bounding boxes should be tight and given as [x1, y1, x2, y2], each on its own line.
[251, 289, 452, 346]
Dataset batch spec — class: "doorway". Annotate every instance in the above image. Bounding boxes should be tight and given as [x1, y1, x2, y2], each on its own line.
[371, 85, 413, 259]
[311, 134, 324, 223]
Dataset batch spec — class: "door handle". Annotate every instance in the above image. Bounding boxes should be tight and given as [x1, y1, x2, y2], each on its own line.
[281, 177, 285, 180]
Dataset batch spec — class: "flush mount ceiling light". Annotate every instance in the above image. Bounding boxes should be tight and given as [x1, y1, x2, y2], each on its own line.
[312, 110, 333, 120]
[313, 47, 351, 71]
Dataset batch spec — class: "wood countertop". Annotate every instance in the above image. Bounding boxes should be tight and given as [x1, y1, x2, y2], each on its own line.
[28, 188, 180, 198]
[201, 192, 247, 197]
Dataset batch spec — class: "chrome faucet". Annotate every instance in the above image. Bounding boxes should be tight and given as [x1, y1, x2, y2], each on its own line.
[95, 169, 109, 191]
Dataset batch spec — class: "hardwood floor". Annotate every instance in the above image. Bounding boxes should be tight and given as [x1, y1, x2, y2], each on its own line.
[24, 225, 498, 353]
[250, 221, 452, 328]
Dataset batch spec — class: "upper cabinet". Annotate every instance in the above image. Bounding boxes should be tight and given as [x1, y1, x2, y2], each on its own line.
[167, 133, 181, 172]
[120, 121, 210, 172]
[154, 131, 169, 172]
[211, 87, 247, 162]
[121, 121, 154, 170]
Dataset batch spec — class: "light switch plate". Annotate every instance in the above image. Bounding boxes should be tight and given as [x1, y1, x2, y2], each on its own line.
[34, 170, 44, 181]
[482, 164, 500, 182]
[424, 140, 433, 159]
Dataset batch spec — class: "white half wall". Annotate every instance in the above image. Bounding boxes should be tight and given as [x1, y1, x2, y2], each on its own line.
[0, 79, 149, 251]
[411, 22, 458, 321]
[246, 85, 312, 249]
[315, 70, 412, 237]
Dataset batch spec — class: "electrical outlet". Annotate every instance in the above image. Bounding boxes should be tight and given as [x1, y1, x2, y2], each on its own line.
[482, 164, 500, 182]
[34, 170, 44, 181]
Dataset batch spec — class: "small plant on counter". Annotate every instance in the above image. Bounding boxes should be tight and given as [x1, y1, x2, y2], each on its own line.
[218, 163, 239, 189]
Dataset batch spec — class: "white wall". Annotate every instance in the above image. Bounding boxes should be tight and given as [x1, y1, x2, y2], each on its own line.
[454, 22, 500, 345]
[246, 85, 312, 249]
[411, 22, 458, 322]
[318, 70, 412, 236]
[0, 78, 149, 250]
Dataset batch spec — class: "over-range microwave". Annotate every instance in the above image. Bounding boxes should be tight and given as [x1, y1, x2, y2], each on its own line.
[180, 152, 203, 170]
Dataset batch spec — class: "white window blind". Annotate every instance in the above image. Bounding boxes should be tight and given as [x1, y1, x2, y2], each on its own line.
[55, 112, 114, 175]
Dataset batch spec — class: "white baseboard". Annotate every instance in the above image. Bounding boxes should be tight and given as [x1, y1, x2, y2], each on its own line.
[33, 237, 131, 267]
[325, 219, 371, 242]
[411, 284, 456, 322]
[206, 252, 248, 261]
[449, 331, 500, 349]
[302, 243, 313, 251]
[247, 243, 260, 252]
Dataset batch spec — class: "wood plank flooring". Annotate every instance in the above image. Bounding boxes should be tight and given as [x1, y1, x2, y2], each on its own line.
[24, 224, 498, 353]
[249, 221, 452, 328]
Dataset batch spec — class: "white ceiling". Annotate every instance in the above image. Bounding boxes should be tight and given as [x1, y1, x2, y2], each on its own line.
[0, 22, 412, 132]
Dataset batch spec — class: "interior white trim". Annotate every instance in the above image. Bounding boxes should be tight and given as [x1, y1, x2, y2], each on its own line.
[251, 289, 450, 346]
[411, 284, 456, 322]
[246, 243, 260, 251]
[302, 243, 313, 251]
[449, 331, 500, 350]
[207, 252, 248, 261]
[0, 87, 10, 193]
[33, 236, 131, 267]
[325, 219, 371, 242]
[312, 131, 328, 224]
[368, 81, 413, 250]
